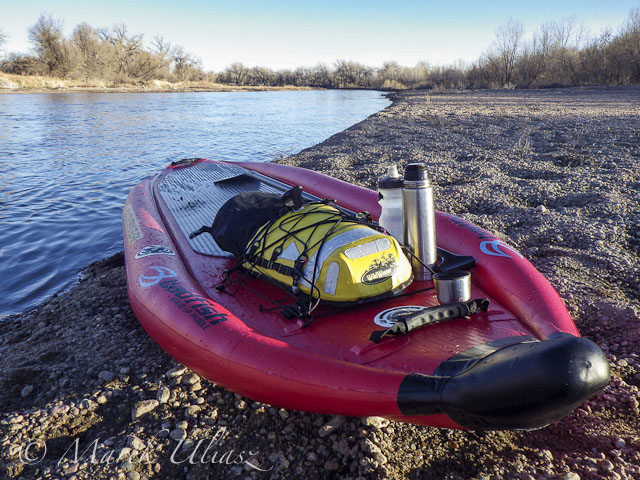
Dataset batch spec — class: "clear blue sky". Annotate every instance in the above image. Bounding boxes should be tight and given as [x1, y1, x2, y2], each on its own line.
[1, 0, 638, 71]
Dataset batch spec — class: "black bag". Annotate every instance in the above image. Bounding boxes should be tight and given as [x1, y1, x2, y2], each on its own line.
[190, 187, 304, 257]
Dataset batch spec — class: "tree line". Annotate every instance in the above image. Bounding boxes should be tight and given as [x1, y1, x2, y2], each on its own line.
[0, 15, 205, 83]
[1, 8, 639, 89]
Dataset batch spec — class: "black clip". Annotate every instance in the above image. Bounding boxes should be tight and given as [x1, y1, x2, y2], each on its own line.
[271, 246, 283, 262]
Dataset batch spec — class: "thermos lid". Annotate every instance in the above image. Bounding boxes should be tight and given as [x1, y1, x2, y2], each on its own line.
[404, 163, 430, 183]
[378, 165, 403, 189]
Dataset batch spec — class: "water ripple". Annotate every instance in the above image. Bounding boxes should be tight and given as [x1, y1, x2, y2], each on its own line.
[0, 90, 389, 317]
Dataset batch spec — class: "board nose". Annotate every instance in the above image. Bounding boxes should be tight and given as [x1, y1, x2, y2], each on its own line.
[398, 333, 610, 430]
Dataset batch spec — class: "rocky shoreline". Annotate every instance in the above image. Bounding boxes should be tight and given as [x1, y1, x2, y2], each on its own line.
[1, 86, 639, 480]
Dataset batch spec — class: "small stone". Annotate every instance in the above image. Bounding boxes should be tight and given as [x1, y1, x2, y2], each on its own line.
[156, 386, 170, 404]
[361, 416, 390, 430]
[51, 405, 69, 416]
[169, 428, 187, 441]
[182, 373, 200, 385]
[96, 395, 108, 405]
[120, 461, 134, 472]
[560, 473, 580, 480]
[131, 399, 159, 420]
[181, 438, 195, 451]
[20, 385, 34, 397]
[324, 460, 340, 471]
[9, 414, 24, 423]
[127, 436, 145, 450]
[119, 447, 132, 460]
[185, 405, 201, 419]
[318, 415, 346, 437]
[536, 205, 548, 213]
[79, 399, 96, 410]
[98, 371, 115, 382]
[361, 439, 381, 455]
[600, 459, 614, 471]
[614, 437, 626, 448]
[63, 463, 79, 475]
[267, 452, 290, 471]
[176, 420, 188, 430]
[127, 472, 140, 480]
[374, 451, 388, 465]
[166, 366, 187, 378]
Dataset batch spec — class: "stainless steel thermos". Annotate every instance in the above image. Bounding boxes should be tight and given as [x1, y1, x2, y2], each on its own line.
[402, 163, 437, 281]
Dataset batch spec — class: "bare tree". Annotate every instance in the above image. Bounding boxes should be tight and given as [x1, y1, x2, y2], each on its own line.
[546, 16, 586, 84]
[248, 66, 274, 86]
[1, 53, 43, 75]
[378, 61, 401, 83]
[0, 28, 7, 56]
[28, 14, 73, 76]
[309, 63, 331, 87]
[171, 46, 203, 82]
[620, 7, 640, 81]
[374, 62, 431, 89]
[144, 35, 172, 80]
[72, 23, 103, 80]
[224, 62, 248, 85]
[486, 19, 524, 86]
[514, 30, 549, 86]
[100, 23, 144, 81]
[151, 35, 171, 57]
[333, 60, 371, 87]
[333, 59, 351, 87]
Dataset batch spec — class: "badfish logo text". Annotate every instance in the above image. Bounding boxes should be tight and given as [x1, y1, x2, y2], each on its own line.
[135, 245, 176, 259]
[139, 266, 177, 287]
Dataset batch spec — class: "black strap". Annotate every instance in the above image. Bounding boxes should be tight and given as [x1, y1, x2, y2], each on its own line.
[369, 298, 490, 343]
[248, 254, 296, 277]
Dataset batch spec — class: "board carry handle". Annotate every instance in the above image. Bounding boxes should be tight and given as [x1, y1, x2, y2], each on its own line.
[369, 298, 490, 343]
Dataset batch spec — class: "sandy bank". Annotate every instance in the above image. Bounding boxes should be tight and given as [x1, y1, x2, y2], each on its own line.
[0, 73, 314, 94]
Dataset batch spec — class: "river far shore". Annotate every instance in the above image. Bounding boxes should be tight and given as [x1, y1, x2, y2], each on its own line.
[1, 86, 639, 480]
[0, 72, 313, 94]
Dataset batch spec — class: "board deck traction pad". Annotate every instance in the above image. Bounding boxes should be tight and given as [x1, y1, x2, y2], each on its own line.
[157, 162, 286, 256]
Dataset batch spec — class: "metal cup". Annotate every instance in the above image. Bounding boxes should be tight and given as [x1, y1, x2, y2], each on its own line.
[433, 270, 471, 304]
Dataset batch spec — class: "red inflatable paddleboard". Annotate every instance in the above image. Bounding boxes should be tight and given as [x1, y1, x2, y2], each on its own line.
[123, 159, 609, 430]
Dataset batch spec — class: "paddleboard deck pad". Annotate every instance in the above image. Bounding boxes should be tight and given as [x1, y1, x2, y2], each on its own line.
[123, 158, 609, 430]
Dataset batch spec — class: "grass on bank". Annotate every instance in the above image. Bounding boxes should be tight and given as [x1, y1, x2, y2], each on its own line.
[0, 72, 313, 93]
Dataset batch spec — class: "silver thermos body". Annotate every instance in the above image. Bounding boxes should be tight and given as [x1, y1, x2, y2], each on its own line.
[403, 163, 437, 281]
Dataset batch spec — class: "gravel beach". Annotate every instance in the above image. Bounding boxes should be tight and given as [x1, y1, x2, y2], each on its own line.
[1, 86, 639, 480]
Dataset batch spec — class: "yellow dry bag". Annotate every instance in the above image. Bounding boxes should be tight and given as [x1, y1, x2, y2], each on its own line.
[245, 202, 413, 305]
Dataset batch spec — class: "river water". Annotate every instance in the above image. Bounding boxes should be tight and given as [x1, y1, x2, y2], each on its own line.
[0, 89, 389, 318]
